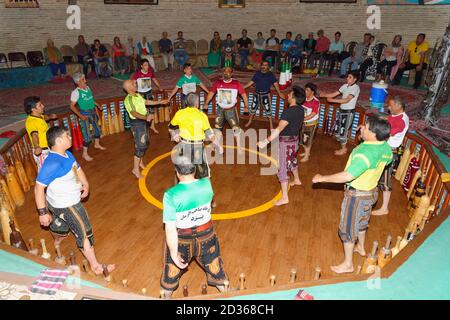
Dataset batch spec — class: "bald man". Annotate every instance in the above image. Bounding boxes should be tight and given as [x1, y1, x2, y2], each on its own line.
[123, 80, 168, 178]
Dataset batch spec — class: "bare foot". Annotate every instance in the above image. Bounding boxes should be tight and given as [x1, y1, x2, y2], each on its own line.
[139, 162, 147, 170]
[94, 144, 106, 150]
[211, 199, 217, 208]
[82, 154, 94, 162]
[273, 198, 289, 206]
[289, 180, 302, 187]
[334, 148, 347, 156]
[330, 263, 354, 274]
[132, 169, 143, 179]
[150, 126, 159, 134]
[354, 245, 366, 257]
[300, 155, 310, 163]
[237, 147, 244, 156]
[371, 208, 389, 216]
[92, 263, 116, 276]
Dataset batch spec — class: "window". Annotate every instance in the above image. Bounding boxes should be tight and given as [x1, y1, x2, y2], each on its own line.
[219, 0, 245, 8]
[5, 0, 39, 8]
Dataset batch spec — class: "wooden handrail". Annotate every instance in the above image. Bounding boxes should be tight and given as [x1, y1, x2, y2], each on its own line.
[1, 91, 449, 299]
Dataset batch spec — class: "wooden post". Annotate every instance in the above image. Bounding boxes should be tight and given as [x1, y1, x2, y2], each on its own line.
[269, 275, 276, 287]
[313, 267, 321, 280]
[289, 268, 297, 283]
[239, 273, 245, 290]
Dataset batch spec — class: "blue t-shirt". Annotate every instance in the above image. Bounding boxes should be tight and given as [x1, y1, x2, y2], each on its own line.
[281, 39, 294, 53]
[36, 150, 82, 208]
[252, 71, 277, 93]
[292, 39, 305, 56]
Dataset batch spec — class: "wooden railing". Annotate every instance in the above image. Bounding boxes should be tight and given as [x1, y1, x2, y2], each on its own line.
[0, 89, 449, 299]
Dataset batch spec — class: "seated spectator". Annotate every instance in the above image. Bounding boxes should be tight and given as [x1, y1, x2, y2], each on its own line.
[43, 39, 67, 80]
[280, 31, 295, 62]
[376, 35, 404, 81]
[319, 31, 344, 76]
[125, 36, 138, 73]
[208, 31, 222, 68]
[74, 35, 95, 77]
[91, 39, 113, 78]
[159, 32, 174, 71]
[262, 29, 280, 69]
[221, 33, 236, 68]
[307, 29, 330, 73]
[391, 33, 429, 89]
[173, 31, 189, 70]
[237, 29, 253, 70]
[359, 35, 379, 82]
[112, 36, 129, 75]
[339, 33, 371, 78]
[251, 32, 265, 69]
[291, 33, 304, 72]
[137, 36, 156, 71]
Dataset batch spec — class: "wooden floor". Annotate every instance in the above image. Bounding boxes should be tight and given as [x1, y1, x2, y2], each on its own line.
[14, 120, 410, 298]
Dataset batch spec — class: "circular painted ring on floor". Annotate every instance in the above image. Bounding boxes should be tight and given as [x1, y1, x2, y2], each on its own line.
[139, 145, 282, 220]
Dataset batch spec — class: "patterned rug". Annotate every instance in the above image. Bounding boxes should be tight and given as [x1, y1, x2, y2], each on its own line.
[0, 69, 203, 118]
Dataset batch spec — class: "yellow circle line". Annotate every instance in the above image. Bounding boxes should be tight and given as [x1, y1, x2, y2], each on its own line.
[139, 145, 281, 220]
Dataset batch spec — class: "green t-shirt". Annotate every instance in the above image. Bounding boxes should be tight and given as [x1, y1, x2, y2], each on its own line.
[71, 87, 95, 111]
[176, 74, 201, 96]
[124, 93, 147, 120]
[163, 178, 213, 229]
[345, 141, 393, 191]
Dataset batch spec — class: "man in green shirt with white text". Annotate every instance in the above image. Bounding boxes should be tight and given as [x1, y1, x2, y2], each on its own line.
[160, 156, 228, 298]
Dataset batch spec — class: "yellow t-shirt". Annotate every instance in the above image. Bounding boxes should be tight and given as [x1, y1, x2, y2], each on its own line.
[407, 41, 429, 65]
[25, 115, 49, 148]
[124, 93, 147, 120]
[169, 107, 212, 141]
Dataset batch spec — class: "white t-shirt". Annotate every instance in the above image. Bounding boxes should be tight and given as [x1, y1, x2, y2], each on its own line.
[339, 84, 360, 111]
[36, 151, 82, 208]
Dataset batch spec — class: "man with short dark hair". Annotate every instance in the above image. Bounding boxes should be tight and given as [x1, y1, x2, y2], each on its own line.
[221, 34, 236, 68]
[173, 31, 189, 70]
[74, 35, 95, 76]
[204, 67, 249, 152]
[257, 85, 305, 206]
[320, 31, 345, 76]
[35, 126, 115, 276]
[91, 39, 112, 77]
[313, 116, 393, 274]
[372, 97, 409, 216]
[306, 29, 330, 72]
[159, 32, 174, 71]
[392, 33, 429, 89]
[262, 29, 280, 69]
[236, 29, 253, 70]
[24, 96, 57, 170]
[167, 63, 210, 107]
[321, 70, 361, 156]
[244, 60, 285, 130]
[160, 155, 228, 298]
[340, 33, 371, 78]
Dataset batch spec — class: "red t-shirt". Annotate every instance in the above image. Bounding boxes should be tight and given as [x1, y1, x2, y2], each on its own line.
[302, 97, 320, 124]
[131, 69, 155, 93]
[211, 79, 245, 109]
[315, 36, 331, 53]
[387, 112, 409, 148]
